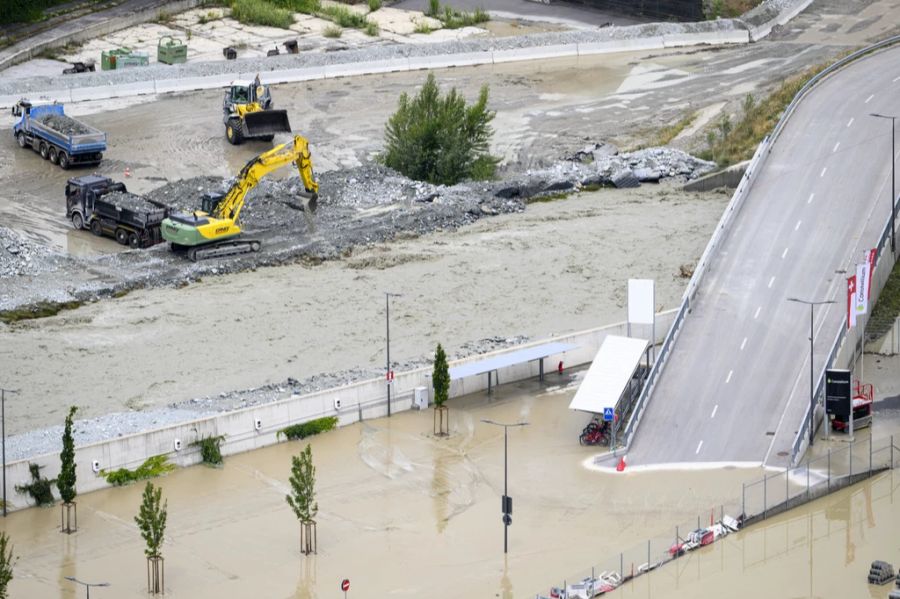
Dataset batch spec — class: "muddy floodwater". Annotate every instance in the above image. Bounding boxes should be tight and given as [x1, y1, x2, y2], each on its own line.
[4, 378, 897, 598]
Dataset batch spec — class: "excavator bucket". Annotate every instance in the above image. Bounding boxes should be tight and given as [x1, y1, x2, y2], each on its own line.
[243, 109, 292, 137]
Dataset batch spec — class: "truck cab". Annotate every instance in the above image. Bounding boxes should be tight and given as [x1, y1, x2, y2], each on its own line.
[66, 175, 126, 232]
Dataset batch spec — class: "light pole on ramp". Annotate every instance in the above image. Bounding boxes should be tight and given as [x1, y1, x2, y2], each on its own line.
[787, 298, 835, 446]
[870, 113, 897, 256]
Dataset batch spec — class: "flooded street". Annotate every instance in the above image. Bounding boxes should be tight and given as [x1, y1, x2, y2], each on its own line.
[3, 379, 764, 598]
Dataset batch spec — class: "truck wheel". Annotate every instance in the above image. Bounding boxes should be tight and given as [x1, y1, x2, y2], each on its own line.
[16, 132, 26, 148]
[72, 213, 84, 230]
[90, 220, 103, 236]
[39, 143, 49, 159]
[48, 147, 58, 164]
[115, 229, 129, 245]
[128, 233, 140, 248]
[226, 119, 244, 145]
[58, 151, 70, 169]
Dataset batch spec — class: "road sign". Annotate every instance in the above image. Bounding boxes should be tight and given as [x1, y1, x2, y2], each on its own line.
[825, 369, 851, 417]
[386, 370, 394, 382]
[341, 579, 350, 592]
[603, 407, 614, 422]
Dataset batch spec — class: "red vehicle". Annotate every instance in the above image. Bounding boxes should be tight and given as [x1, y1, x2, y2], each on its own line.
[832, 382, 873, 432]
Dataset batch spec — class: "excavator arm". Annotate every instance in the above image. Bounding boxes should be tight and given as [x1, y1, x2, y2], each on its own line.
[216, 134, 319, 223]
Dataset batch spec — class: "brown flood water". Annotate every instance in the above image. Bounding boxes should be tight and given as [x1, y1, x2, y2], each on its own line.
[2, 377, 896, 598]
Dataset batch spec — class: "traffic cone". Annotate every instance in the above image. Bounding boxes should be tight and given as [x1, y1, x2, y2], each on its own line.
[124, 167, 131, 178]
[616, 455, 627, 472]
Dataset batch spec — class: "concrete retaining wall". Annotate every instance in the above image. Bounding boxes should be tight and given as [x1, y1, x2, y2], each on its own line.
[683, 161, 749, 192]
[2, 310, 676, 512]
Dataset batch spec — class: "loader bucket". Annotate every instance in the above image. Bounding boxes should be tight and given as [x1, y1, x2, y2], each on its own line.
[242, 110, 292, 137]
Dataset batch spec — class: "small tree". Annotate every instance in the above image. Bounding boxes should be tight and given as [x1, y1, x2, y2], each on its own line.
[57, 406, 77, 533]
[432, 343, 450, 436]
[0, 532, 16, 599]
[135, 482, 167, 594]
[383, 73, 499, 185]
[286, 444, 318, 554]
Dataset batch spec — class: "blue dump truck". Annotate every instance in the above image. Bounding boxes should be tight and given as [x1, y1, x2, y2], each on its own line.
[11, 99, 106, 169]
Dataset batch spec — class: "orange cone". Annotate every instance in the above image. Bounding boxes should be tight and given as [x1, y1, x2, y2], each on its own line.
[616, 455, 627, 472]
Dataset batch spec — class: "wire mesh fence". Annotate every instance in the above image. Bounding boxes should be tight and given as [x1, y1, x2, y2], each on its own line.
[533, 435, 899, 598]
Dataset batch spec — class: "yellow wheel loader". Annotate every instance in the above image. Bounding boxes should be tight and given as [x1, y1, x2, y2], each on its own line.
[161, 134, 318, 261]
[223, 75, 292, 144]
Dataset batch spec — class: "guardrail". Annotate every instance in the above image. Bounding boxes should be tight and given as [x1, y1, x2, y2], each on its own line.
[623, 33, 900, 455]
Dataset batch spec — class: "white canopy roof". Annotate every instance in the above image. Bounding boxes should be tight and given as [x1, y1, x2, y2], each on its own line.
[568, 335, 648, 414]
[449, 342, 576, 380]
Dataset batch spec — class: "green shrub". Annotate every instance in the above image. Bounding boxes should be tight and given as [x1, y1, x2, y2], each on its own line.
[15, 463, 55, 506]
[230, 0, 294, 28]
[323, 24, 342, 37]
[319, 4, 367, 27]
[413, 20, 435, 33]
[278, 416, 338, 441]
[102, 455, 176, 486]
[270, 0, 321, 13]
[368, 0, 382, 11]
[191, 435, 225, 466]
[383, 73, 499, 185]
[364, 20, 379, 35]
[427, 0, 440, 16]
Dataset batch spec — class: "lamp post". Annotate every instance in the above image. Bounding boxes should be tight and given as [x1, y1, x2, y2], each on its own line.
[870, 113, 897, 255]
[0, 388, 18, 517]
[787, 298, 835, 446]
[385, 292, 402, 417]
[481, 419, 529, 554]
[64, 576, 110, 598]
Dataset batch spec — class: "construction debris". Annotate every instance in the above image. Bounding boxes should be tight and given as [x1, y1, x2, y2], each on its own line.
[34, 113, 92, 136]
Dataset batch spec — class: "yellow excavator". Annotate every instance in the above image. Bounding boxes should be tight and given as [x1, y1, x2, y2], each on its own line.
[161, 134, 318, 261]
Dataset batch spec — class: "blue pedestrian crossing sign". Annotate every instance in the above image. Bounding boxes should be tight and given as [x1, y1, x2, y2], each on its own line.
[603, 407, 614, 422]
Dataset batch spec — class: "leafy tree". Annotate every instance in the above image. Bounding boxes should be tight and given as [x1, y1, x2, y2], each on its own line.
[383, 73, 499, 185]
[135, 482, 168, 558]
[15, 463, 54, 506]
[432, 343, 450, 408]
[57, 406, 77, 504]
[0, 532, 15, 599]
[286, 444, 317, 523]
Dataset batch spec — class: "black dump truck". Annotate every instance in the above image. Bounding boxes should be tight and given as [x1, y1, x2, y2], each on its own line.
[66, 175, 167, 248]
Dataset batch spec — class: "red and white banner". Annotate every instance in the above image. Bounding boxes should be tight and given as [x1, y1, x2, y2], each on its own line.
[865, 248, 876, 298]
[847, 275, 857, 330]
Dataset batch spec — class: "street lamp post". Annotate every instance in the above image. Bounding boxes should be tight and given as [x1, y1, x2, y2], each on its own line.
[787, 298, 835, 446]
[385, 292, 402, 417]
[870, 113, 897, 255]
[481, 419, 529, 554]
[64, 576, 110, 598]
[0, 388, 18, 517]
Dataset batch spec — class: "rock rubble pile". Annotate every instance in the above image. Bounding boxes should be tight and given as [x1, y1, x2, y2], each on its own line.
[0, 225, 63, 278]
[34, 113, 92, 135]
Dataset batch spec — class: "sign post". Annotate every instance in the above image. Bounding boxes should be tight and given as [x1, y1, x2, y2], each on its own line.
[825, 369, 851, 441]
[341, 578, 350, 599]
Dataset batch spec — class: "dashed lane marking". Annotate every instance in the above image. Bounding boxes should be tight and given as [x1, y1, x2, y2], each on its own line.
[820, 167, 827, 177]
[711, 405, 718, 418]
[696, 440, 704, 454]
[754, 306, 761, 319]
[795, 220, 802, 231]
[833, 142, 840, 153]
[866, 94, 875, 103]
[740, 337, 747, 350]
[808, 193, 814, 204]
[782, 247, 789, 259]
[726, 370, 733, 384]
[768, 276, 775, 288]
[847, 117, 854, 127]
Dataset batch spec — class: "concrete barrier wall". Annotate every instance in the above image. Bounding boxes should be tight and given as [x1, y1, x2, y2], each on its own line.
[2, 310, 675, 512]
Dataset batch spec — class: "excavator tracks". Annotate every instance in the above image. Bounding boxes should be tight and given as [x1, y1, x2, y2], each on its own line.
[179, 239, 262, 262]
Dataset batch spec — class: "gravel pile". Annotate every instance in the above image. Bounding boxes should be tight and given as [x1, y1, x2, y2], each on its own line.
[0, 225, 63, 278]
[34, 113, 92, 135]
[0, 19, 747, 96]
[740, 0, 804, 28]
[103, 190, 165, 212]
[4, 335, 530, 462]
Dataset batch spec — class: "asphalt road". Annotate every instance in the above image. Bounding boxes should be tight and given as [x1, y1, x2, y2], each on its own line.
[628, 45, 900, 468]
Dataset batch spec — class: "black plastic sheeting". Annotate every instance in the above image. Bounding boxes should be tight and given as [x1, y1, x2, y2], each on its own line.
[573, 0, 704, 22]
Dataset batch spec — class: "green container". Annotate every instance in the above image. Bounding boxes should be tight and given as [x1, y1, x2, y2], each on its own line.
[157, 36, 187, 65]
[101, 48, 131, 71]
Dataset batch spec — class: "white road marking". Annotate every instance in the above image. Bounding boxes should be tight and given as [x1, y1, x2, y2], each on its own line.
[725, 370, 733, 383]
[768, 276, 775, 288]
[740, 337, 747, 351]
[894, 76, 900, 82]
[820, 167, 827, 177]
[795, 220, 802, 231]
[808, 192, 814, 204]
[754, 306, 761, 319]
[696, 440, 704, 455]
[711, 405, 718, 419]
[782, 247, 789, 259]
[866, 94, 875, 103]
[847, 117, 854, 127]
[833, 142, 840, 153]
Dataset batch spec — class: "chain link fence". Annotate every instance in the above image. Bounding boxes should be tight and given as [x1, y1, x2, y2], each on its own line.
[534, 435, 899, 598]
